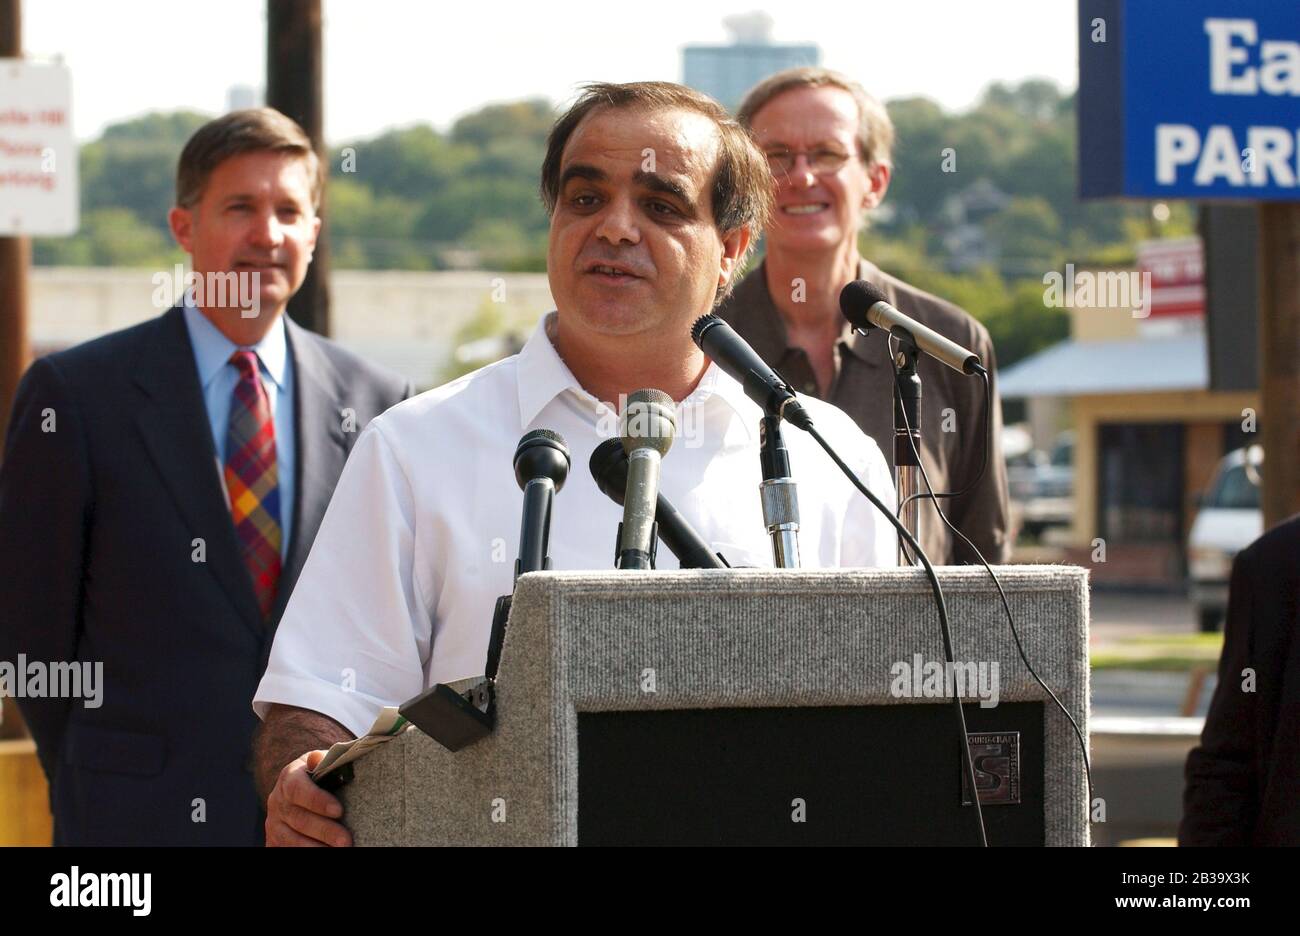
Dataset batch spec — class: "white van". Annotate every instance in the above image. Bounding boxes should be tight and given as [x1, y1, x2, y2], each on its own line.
[1187, 445, 1263, 632]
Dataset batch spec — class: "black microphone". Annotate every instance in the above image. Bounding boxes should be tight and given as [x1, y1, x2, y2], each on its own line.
[839, 280, 985, 375]
[691, 314, 813, 430]
[617, 389, 676, 570]
[589, 438, 728, 569]
[512, 429, 570, 579]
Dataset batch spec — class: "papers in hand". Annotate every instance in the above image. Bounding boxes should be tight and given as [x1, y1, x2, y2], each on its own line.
[310, 706, 411, 781]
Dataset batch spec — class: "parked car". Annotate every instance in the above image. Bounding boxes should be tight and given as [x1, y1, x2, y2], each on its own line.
[1014, 432, 1075, 537]
[1188, 445, 1263, 633]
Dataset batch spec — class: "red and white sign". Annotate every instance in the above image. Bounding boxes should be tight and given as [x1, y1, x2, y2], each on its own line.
[0, 60, 77, 236]
[1136, 237, 1205, 318]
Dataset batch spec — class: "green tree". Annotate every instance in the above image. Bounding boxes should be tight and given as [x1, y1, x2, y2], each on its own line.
[35, 207, 181, 268]
[985, 196, 1063, 275]
[450, 99, 554, 149]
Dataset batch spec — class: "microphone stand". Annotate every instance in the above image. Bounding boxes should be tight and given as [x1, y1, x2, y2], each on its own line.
[760, 414, 801, 568]
[892, 330, 923, 566]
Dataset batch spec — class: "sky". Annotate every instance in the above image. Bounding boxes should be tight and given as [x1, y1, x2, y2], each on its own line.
[21, 0, 1081, 144]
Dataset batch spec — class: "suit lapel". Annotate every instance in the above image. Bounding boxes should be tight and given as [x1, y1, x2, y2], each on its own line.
[272, 321, 348, 623]
[133, 306, 265, 638]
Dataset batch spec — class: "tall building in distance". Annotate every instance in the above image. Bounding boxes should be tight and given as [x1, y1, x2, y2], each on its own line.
[682, 12, 820, 113]
[226, 84, 263, 112]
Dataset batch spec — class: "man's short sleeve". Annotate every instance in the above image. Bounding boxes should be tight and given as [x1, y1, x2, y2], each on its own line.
[835, 415, 898, 568]
[858, 435, 899, 567]
[253, 420, 431, 738]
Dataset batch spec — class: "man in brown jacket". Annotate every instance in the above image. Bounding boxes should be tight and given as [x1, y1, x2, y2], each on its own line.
[718, 67, 1010, 565]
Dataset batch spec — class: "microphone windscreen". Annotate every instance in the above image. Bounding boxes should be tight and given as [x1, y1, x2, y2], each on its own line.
[513, 428, 570, 490]
[690, 314, 720, 345]
[839, 280, 889, 330]
[588, 437, 629, 505]
[621, 388, 676, 457]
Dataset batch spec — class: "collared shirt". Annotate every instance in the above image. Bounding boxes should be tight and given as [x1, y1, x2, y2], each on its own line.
[717, 259, 1011, 565]
[182, 296, 296, 558]
[253, 313, 896, 737]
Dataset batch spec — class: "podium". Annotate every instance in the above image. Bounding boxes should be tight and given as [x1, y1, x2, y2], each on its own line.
[339, 566, 1090, 846]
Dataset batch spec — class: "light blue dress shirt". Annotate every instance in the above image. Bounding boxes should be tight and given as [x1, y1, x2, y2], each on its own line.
[182, 297, 295, 558]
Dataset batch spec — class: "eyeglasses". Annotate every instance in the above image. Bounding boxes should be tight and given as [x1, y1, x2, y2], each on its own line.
[764, 147, 855, 175]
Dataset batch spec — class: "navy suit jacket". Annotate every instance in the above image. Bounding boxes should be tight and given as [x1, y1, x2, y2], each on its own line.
[0, 305, 412, 845]
[1180, 513, 1300, 845]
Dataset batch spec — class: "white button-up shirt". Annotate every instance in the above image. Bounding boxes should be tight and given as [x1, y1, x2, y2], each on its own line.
[254, 314, 897, 737]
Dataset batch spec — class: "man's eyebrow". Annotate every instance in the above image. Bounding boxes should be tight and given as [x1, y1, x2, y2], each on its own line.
[763, 140, 849, 152]
[219, 192, 305, 208]
[633, 170, 696, 212]
[558, 164, 608, 189]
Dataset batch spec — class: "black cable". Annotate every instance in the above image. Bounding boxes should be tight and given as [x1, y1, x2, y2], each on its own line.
[889, 350, 1096, 820]
[895, 368, 989, 516]
[804, 422, 989, 848]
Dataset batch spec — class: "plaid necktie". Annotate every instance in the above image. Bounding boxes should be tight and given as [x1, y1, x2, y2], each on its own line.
[224, 350, 282, 619]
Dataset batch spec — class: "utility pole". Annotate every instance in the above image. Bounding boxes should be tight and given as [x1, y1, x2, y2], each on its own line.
[0, 0, 29, 447]
[266, 0, 330, 335]
[1258, 204, 1300, 529]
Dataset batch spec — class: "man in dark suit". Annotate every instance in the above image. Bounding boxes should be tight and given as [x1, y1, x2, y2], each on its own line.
[0, 108, 410, 845]
[1180, 513, 1300, 846]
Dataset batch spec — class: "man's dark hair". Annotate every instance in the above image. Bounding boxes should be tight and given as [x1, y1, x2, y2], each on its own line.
[540, 81, 773, 296]
[176, 107, 323, 210]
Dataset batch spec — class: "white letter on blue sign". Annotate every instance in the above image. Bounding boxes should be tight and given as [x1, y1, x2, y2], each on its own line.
[1206, 19, 1259, 94]
[1195, 126, 1247, 185]
[1260, 41, 1300, 95]
[1156, 125, 1200, 183]
[1247, 128, 1296, 186]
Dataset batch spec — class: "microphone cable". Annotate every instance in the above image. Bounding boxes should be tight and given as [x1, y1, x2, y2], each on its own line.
[886, 341, 1096, 821]
[803, 421, 989, 847]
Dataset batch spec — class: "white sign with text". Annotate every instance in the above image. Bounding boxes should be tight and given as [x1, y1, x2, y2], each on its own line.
[0, 60, 78, 235]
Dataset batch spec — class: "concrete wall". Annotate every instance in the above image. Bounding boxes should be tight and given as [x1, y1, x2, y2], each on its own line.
[29, 267, 556, 390]
[1068, 273, 1143, 343]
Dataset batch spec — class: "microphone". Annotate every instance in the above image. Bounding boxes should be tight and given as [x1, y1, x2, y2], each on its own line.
[512, 429, 570, 579]
[759, 415, 801, 567]
[839, 280, 985, 376]
[589, 438, 728, 569]
[617, 389, 676, 570]
[691, 315, 813, 430]
[407, 428, 569, 753]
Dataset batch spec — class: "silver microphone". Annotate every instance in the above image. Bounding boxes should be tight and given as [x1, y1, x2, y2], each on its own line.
[840, 280, 985, 375]
[617, 388, 677, 570]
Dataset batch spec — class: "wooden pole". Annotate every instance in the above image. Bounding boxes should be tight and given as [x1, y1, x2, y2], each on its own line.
[1257, 203, 1300, 529]
[0, 0, 28, 741]
[266, 0, 330, 336]
[0, 0, 29, 449]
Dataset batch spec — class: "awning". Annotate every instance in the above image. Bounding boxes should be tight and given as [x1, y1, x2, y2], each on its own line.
[997, 333, 1207, 399]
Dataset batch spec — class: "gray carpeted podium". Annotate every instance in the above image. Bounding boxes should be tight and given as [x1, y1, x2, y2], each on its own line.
[338, 566, 1090, 846]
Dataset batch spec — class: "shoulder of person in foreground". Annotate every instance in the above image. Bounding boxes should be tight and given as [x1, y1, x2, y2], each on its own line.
[794, 391, 898, 568]
[362, 348, 525, 440]
[253, 352, 526, 737]
[798, 392, 892, 488]
[1239, 511, 1300, 583]
[1178, 514, 1300, 845]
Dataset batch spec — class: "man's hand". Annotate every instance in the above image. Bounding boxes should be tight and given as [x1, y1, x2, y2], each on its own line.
[265, 749, 353, 847]
[253, 703, 353, 846]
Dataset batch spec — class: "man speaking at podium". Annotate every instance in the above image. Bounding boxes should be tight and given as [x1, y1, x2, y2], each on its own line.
[252, 82, 897, 846]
